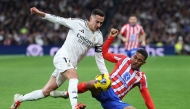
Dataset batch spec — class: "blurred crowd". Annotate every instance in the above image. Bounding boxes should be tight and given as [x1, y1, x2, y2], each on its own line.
[0, 0, 190, 54]
[109, 0, 190, 54]
[0, 0, 113, 46]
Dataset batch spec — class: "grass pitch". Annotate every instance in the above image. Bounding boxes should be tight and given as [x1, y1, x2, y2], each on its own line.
[0, 55, 189, 109]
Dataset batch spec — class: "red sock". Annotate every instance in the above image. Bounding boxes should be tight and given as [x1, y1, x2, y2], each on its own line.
[77, 82, 88, 93]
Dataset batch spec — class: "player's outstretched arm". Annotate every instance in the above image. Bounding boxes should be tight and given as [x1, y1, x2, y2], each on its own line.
[30, 7, 74, 28]
[102, 28, 119, 63]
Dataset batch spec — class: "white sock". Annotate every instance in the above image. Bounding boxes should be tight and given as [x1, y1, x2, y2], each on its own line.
[18, 90, 45, 102]
[68, 79, 78, 109]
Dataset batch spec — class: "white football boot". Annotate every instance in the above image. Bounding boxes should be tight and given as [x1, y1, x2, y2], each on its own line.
[10, 94, 22, 109]
[50, 90, 69, 99]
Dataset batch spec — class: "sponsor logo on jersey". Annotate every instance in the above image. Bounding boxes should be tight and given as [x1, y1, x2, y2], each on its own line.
[79, 29, 84, 33]
[77, 33, 93, 47]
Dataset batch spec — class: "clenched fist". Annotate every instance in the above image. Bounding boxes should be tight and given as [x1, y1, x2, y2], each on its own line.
[110, 28, 119, 38]
[30, 7, 40, 14]
[30, 7, 45, 17]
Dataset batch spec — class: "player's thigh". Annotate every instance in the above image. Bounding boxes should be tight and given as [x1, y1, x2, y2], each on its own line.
[62, 68, 78, 79]
[123, 106, 136, 109]
[53, 55, 78, 79]
[51, 69, 67, 87]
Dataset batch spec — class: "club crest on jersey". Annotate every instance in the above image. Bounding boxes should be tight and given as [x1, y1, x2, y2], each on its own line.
[93, 36, 96, 41]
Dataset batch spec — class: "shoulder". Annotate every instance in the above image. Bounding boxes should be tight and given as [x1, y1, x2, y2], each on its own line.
[94, 30, 103, 40]
[97, 30, 103, 36]
[114, 55, 130, 63]
[122, 24, 129, 28]
[136, 24, 143, 28]
[71, 18, 85, 22]
[139, 71, 147, 81]
[70, 18, 86, 24]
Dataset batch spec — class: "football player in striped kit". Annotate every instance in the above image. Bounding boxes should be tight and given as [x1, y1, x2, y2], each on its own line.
[10, 7, 109, 109]
[51, 28, 155, 109]
[118, 15, 146, 57]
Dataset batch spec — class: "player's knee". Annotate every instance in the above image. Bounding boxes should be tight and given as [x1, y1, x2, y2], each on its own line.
[123, 106, 136, 109]
[86, 80, 95, 89]
[62, 69, 78, 79]
[42, 89, 51, 96]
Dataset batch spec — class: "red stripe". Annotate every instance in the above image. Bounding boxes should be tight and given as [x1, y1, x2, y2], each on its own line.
[129, 67, 134, 75]
[118, 59, 131, 75]
[127, 77, 137, 87]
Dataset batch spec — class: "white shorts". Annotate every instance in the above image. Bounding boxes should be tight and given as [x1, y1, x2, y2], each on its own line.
[51, 54, 75, 86]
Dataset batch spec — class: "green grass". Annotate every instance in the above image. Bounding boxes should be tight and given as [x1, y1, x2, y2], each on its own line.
[0, 55, 190, 109]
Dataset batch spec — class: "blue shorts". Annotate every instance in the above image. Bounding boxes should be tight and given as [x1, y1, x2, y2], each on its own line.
[92, 88, 130, 109]
[125, 48, 138, 57]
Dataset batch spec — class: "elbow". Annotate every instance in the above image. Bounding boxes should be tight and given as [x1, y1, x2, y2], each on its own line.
[102, 52, 105, 58]
[102, 52, 107, 59]
[102, 51, 107, 59]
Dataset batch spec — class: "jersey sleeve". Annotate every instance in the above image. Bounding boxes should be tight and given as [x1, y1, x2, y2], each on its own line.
[102, 36, 127, 63]
[43, 13, 77, 29]
[120, 24, 127, 36]
[140, 25, 145, 34]
[94, 35, 109, 74]
[139, 73, 155, 109]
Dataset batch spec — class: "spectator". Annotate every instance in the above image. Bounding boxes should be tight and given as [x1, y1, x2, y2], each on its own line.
[0, 0, 189, 50]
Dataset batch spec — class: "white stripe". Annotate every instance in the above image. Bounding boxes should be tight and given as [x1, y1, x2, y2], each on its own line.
[0, 55, 25, 59]
[116, 71, 142, 98]
[111, 58, 130, 79]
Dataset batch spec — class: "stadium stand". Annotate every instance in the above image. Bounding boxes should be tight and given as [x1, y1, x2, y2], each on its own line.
[0, 0, 189, 54]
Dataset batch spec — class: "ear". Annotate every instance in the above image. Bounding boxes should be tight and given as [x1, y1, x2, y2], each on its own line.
[89, 16, 92, 21]
[142, 61, 146, 65]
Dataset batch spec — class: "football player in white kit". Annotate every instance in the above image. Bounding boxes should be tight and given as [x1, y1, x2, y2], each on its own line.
[10, 7, 109, 109]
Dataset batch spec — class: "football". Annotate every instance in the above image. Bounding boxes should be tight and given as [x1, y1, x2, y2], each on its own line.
[94, 74, 112, 92]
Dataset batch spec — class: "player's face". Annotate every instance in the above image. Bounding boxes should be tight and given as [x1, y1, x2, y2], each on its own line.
[131, 52, 146, 70]
[129, 16, 137, 26]
[89, 15, 104, 32]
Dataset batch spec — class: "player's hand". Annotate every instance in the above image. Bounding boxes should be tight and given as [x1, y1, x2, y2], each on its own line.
[110, 28, 119, 38]
[122, 37, 128, 42]
[30, 7, 41, 14]
[141, 41, 146, 46]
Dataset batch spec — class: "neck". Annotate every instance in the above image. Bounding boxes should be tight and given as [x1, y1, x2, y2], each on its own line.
[87, 22, 95, 32]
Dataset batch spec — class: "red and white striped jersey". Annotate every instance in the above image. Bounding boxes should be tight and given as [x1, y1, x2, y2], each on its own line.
[102, 36, 155, 109]
[110, 56, 147, 99]
[120, 24, 144, 50]
[102, 36, 148, 100]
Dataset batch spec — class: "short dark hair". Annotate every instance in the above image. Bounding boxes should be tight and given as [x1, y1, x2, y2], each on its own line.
[91, 9, 105, 17]
[137, 49, 148, 60]
[129, 14, 137, 18]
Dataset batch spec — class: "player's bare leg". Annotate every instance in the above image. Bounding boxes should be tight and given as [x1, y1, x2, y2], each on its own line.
[123, 106, 136, 109]
[50, 80, 96, 98]
[61, 68, 80, 109]
[10, 76, 58, 109]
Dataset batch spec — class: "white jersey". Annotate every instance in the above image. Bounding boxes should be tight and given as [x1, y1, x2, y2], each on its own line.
[43, 14, 108, 74]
